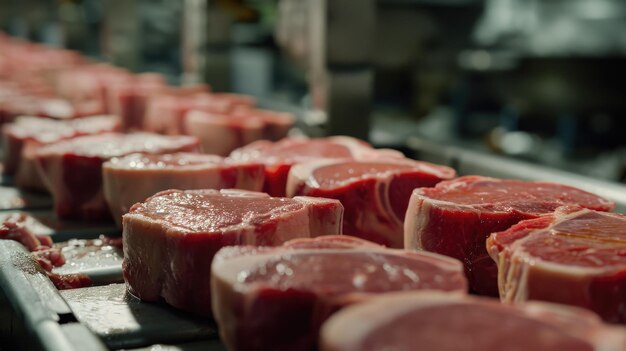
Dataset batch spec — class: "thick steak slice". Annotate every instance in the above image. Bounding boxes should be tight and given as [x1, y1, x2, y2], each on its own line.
[211, 235, 466, 351]
[2, 115, 120, 174]
[287, 159, 455, 248]
[35, 133, 199, 220]
[488, 207, 626, 323]
[232, 106, 295, 141]
[230, 136, 405, 197]
[405, 175, 614, 296]
[320, 291, 626, 351]
[123, 189, 343, 316]
[143, 89, 251, 135]
[185, 110, 265, 156]
[2, 115, 121, 191]
[106, 73, 166, 131]
[103, 152, 265, 226]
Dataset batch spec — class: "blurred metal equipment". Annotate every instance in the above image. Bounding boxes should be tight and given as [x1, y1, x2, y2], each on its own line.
[309, 0, 375, 139]
[182, 0, 233, 90]
[0, 0, 13, 33]
[277, 0, 375, 139]
[101, 0, 142, 70]
[407, 136, 626, 213]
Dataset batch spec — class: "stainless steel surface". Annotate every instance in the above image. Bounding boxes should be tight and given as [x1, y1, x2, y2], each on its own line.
[61, 284, 219, 350]
[0, 210, 119, 242]
[60, 323, 109, 351]
[128, 340, 227, 351]
[53, 238, 123, 285]
[0, 240, 71, 317]
[0, 186, 53, 210]
[0, 240, 102, 351]
[407, 136, 626, 212]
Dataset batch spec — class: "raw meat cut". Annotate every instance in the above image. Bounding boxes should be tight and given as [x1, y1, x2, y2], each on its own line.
[320, 291, 626, 351]
[106, 73, 166, 130]
[211, 93, 256, 107]
[35, 133, 199, 220]
[0, 212, 92, 289]
[2, 115, 121, 191]
[488, 206, 626, 323]
[143, 89, 251, 135]
[137, 84, 212, 133]
[122, 189, 343, 316]
[287, 158, 455, 248]
[230, 136, 405, 197]
[55, 64, 131, 115]
[404, 175, 614, 296]
[103, 152, 265, 225]
[0, 212, 53, 251]
[211, 235, 467, 351]
[185, 110, 265, 156]
[185, 107, 296, 156]
[232, 106, 295, 141]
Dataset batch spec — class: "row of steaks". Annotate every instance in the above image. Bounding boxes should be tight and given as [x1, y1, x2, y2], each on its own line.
[1, 33, 626, 350]
[0, 33, 295, 157]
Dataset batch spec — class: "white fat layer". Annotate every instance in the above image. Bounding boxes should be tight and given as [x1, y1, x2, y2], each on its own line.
[404, 195, 431, 251]
[286, 158, 339, 197]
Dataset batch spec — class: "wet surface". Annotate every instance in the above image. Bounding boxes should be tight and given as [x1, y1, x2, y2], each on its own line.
[0, 210, 120, 242]
[126, 340, 227, 351]
[52, 237, 124, 284]
[61, 284, 219, 350]
[0, 186, 52, 210]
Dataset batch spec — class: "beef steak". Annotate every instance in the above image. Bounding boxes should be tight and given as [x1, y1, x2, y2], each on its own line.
[488, 206, 626, 323]
[185, 110, 265, 156]
[2, 115, 121, 184]
[404, 175, 614, 296]
[232, 106, 295, 141]
[320, 291, 626, 351]
[287, 158, 455, 248]
[123, 189, 343, 316]
[211, 235, 466, 351]
[103, 152, 265, 226]
[35, 132, 199, 220]
[230, 136, 404, 197]
[106, 73, 166, 131]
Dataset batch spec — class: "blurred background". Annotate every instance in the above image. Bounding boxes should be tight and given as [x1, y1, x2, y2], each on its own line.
[2, 0, 626, 182]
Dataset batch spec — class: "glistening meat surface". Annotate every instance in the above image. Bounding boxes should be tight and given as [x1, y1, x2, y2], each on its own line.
[488, 207, 626, 323]
[288, 159, 455, 248]
[122, 189, 343, 316]
[211, 235, 466, 351]
[320, 291, 626, 351]
[404, 175, 613, 295]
